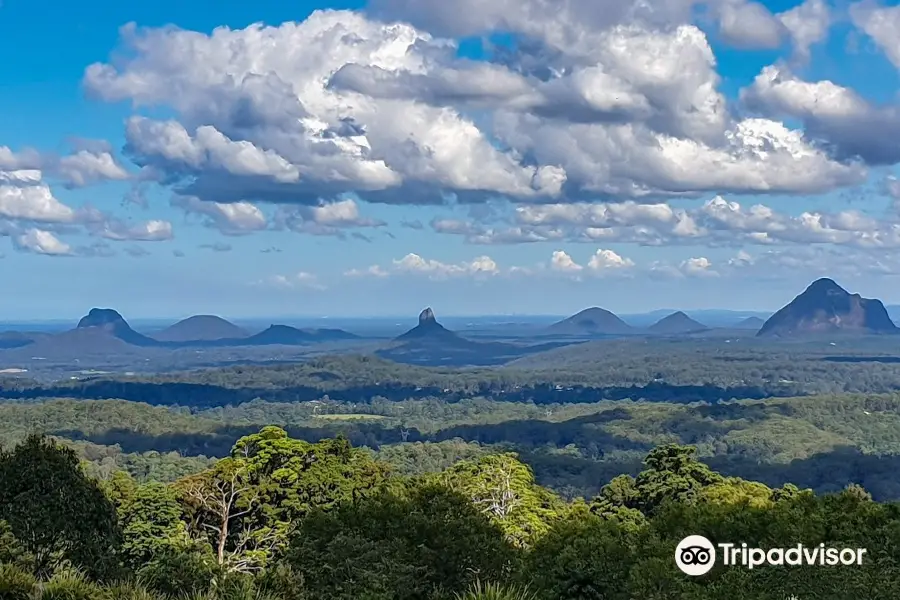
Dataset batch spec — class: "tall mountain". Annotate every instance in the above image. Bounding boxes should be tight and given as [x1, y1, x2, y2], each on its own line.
[153, 315, 248, 342]
[647, 311, 708, 334]
[381, 308, 566, 366]
[394, 308, 462, 342]
[548, 307, 634, 335]
[758, 278, 897, 337]
[75, 308, 158, 346]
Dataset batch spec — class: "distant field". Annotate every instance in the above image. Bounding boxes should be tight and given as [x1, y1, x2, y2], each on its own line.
[314, 413, 387, 421]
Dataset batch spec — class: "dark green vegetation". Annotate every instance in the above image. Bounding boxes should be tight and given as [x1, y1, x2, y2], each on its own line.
[5, 432, 900, 599]
[5, 309, 900, 596]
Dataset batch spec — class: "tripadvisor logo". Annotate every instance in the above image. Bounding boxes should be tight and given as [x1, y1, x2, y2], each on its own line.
[675, 535, 867, 576]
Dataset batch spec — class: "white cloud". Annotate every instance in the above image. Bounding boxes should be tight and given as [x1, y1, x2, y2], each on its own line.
[680, 256, 717, 276]
[344, 264, 390, 278]
[0, 172, 76, 222]
[173, 196, 268, 235]
[275, 198, 386, 236]
[79, 6, 863, 209]
[741, 64, 900, 165]
[587, 249, 635, 271]
[14, 229, 72, 256]
[96, 219, 174, 241]
[850, 0, 900, 69]
[392, 252, 500, 278]
[430, 196, 900, 249]
[550, 250, 583, 272]
[57, 151, 130, 187]
[778, 0, 831, 63]
[263, 271, 325, 290]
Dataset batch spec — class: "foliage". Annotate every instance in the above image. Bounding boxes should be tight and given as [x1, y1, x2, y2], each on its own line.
[0, 435, 121, 579]
[0, 562, 36, 600]
[455, 581, 537, 600]
[286, 484, 518, 600]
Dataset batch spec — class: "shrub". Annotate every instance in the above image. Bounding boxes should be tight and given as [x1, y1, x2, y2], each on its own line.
[35, 569, 102, 600]
[0, 563, 36, 600]
[455, 581, 537, 600]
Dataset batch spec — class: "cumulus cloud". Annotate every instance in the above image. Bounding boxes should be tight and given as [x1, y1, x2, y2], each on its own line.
[13, 229, 72, 256]
[78, 5, 863, 211]
[741, 64, 900, 165]
[1, 145, 132, 188]
[429, 196, 900, 249]
[0, 171, 76, 222]
[850, 0, 900, 69]
[550, 250, 583, 272]
[56, 151, 130, 187]
[94, 218, 173, 241]
[588, 249, 635, 271]
[0, 168, 174, 249]
[778, 0, 831, 63]
[274, 198, 386, 237]
[680, 256, 717, 276]
[173, 196, 268, 235]
[347, 252, 500, 280]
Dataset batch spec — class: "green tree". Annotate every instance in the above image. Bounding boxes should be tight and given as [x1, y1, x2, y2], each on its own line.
[119, 481, 193, 569]
[287, 484, 517, 600]
[436, 453, 565, 548]
[178, 426, 391, 573]
[0, 435, 121, 579]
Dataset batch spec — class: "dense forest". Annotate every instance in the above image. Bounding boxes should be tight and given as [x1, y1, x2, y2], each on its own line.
[4, 430, 900, 599]
[6, 342, 900, 596]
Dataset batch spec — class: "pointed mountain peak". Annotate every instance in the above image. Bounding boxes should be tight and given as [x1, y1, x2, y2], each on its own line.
[419, 307, 436, 325]
[648, 311, 707, 334]
[394, 307, 458, 342]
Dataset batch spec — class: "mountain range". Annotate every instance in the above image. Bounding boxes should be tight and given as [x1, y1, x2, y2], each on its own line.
[0, 309, 361, 355]
[0, 278, 895, 365]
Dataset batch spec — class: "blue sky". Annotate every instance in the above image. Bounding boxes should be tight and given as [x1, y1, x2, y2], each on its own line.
[2, 0, 900, 319]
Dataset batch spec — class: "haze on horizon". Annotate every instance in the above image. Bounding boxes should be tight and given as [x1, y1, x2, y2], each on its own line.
[2, 0, 900, 319]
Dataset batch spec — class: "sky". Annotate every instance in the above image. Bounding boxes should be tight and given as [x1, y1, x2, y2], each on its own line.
[3, 0, 900, 319]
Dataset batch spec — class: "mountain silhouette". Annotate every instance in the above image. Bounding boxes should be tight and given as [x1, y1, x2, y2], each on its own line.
[223, 325, 359, 346]
[758, 278, 897, 337]
[548, 307, 634, 335]
[75, 308, 158, 346]
[648, 311, 708, 334]
[153, 315, 248, 342]
[382, 307, 566, 366]
[734, 316, 766, 330]
[394, 307, 462, 342]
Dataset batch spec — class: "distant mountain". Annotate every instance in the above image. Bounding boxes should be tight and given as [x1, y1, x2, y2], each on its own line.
[0, 331, 44, 349]
[3, 309, 155, 357]
[758, 278, 897, 337]
[648, 311, 708, 334]
[75, 308, 158, 346]
[394, 308, 463, 343]
[548, 307, 634, 335]
[240, 324, 359, 346]
[734, 316, 766, 330]
[153, 315, 248, 342]
[380, 308, 568, 366]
